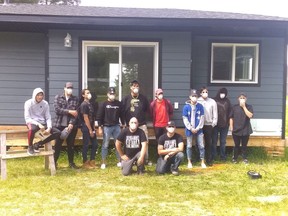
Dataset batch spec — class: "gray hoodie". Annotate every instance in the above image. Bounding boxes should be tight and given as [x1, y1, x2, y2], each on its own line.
[197, 96, 218, 127]
[24, 88, 52, 128]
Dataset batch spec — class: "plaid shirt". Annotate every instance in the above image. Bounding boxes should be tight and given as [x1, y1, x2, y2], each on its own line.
[53, 93, 79, 127]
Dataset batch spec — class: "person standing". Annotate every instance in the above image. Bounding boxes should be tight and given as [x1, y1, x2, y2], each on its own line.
[97, 87, 124, 169]
[115, 117, 147, 176]
[230, 92, 253, 164]
[156, 121, 184, 176]
[182, 89, 206, 169]
[198, 86, 218, 166]
[121, 80, 150, 164]
[212, 88, 232, 161]
[79, 89, 98, 169]
[53, 82, 79, 169]
[150, 88, 173, 158]
[24, 88, 60, 155]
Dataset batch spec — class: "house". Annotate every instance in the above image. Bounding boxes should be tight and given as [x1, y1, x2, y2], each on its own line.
[0, 4, 287, 153]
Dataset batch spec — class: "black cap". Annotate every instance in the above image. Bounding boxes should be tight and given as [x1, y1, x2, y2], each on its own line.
[130, 80, 139, 86]
[190, 89, 198, 97]
[107, 87, 116, 94]
[65, 82, 73, 88]
[239, 92, 247, 97]
[167, 121, 176, 127]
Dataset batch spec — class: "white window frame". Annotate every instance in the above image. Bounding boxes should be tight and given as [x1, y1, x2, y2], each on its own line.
[82, 40, 159, 100]
[210, 43, 259, 84]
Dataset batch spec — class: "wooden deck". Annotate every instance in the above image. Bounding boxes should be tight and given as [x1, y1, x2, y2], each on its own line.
[0, 125, 286, 156]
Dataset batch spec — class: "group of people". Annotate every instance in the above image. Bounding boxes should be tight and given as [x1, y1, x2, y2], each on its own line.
[24, 80, 253, 176]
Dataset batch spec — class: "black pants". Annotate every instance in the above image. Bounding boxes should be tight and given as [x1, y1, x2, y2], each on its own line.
[54, 126, 78, 164]
[153, 127, 166, 157]
[203, 125, 214, 163]
[27, 123, 60, 146]
[232, 134, 250, 160]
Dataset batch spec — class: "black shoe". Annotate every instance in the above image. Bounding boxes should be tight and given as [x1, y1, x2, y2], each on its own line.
[27, 146, 35, 155]
[33, 142, 40, 153]
[69, 163, 79, 169]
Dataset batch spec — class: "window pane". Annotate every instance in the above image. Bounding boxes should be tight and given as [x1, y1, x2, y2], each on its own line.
[212, 46, 232, 80]
[87, 46, 119, 102]
[235, 46, 256, 81]
[121, 46, 154, 101]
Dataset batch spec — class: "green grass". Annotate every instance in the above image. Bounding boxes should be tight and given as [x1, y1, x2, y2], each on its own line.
[0, 148, 288, 215]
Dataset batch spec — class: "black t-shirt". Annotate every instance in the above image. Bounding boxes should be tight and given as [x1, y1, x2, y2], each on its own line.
[158, 133, 183, 153]
[117, 127, 147, 159]
[121, 93, 149, 126]
[79, 101, 95, 129]
[229, 104, 253, 136]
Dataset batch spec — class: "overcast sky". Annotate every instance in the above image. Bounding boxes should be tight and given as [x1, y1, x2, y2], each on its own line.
[80, 0, 288, 18]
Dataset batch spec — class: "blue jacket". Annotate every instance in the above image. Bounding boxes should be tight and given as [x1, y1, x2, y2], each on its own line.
[182, 101, 204, 136]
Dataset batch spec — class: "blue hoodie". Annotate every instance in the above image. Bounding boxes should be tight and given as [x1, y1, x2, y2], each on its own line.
[24, 88, 52, 128]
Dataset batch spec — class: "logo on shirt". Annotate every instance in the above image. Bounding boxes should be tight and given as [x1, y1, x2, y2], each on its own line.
[125, 135, 140, 148]
[106, 105, 119, 109]
[164, 139, 176, 149]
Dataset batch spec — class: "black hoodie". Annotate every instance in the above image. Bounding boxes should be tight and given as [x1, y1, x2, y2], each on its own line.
[213, 88, 231, 128]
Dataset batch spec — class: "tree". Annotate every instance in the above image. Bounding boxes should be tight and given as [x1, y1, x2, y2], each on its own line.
[1, 0, 81, 5]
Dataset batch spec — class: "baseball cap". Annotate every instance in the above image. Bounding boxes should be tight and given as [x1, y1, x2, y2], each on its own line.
[167, 121, 176, 127]
[107, 87, 116, 94]
[190, 89, 198, 97]
[155, 88, 163, 95]
[130, 80, 139, 86]
[239, 92, 247, 98]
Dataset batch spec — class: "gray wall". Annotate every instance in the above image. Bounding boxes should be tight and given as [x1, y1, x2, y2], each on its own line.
[191, 36, 285, 119]
[0, 32, 45, 124]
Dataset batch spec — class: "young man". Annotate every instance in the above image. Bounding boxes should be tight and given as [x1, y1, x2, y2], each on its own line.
[79, 89, 98, 169]
[212, 87, 231, 161]
[182, 89, 206, 169]
[156, 121, 184, 176]
[24, 88, 60, 155]
[230, 92, 253, 164]
[198, 86, 218, 166]
[121, 80, 150, 164]
[115, 117, 147, 176]
[53, 82, 79, 169]
[97, 87, 124, 169]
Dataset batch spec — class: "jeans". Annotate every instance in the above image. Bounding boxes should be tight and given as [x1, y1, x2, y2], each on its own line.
[186, 133, 205, 160]
[212, 126, 229, 160]
[54, 126, 78, 164]
[121, 151, 145, 176]
[232, 134, 249, 160]
[153, 127, 166, 158]
[102, 125, 121, 161]
[139, 124, 149, 161]
[156, 152, 184, 174]
[81, 125, 98, 162]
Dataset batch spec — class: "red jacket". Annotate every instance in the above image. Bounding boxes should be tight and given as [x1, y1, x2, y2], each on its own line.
[150, 98, 173, 127]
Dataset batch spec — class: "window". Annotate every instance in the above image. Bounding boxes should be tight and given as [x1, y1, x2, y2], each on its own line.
[211, 43, 259, 84]
[82, 41, 159, 102]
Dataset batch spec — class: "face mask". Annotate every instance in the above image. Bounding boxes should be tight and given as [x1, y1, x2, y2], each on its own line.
[191, 96, 197, 103]
[157, 94, 163, 100]
[167, 127, 175, 133]
[202, 92, 208, 99]
[240, 98, 246, 104]
[133, 88, 139, 94]
[87, 93, 92, 100]
[220, 93, 225, 99]
[66, 88, 73, 95]
[108, 95, 115, 101]
[130, 124, 137, 130]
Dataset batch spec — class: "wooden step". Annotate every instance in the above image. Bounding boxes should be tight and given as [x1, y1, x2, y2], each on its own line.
[0, 150, 54, 160]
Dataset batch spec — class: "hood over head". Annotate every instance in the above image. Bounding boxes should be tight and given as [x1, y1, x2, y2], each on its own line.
[32, 88, 44, 102]
[215, 88, 228, 99]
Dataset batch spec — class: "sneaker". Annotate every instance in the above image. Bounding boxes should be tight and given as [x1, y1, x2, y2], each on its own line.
[27, 145, 35, 155]
[33, 142, 40, 153]
[201, 163, 207, 169]
[232, 159, 237, 164]
[117, 162, 122, 167]
[171, 170, 179, 176]
[187, 163, 193, 169]
[101, 164, 106, 169]
[243, 159, 249, 164]
[69, 163, 79, 169]
[137, 169, 145, 175]
[148, 161, 153, 166]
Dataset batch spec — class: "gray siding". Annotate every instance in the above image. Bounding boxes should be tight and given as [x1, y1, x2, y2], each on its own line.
[0, 32, 45, 124]
[48, 30, 191, 125]
[192, 36, 285, 120]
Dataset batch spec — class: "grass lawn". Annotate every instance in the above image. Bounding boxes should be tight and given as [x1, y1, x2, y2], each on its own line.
[0, 148, 288, 215]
